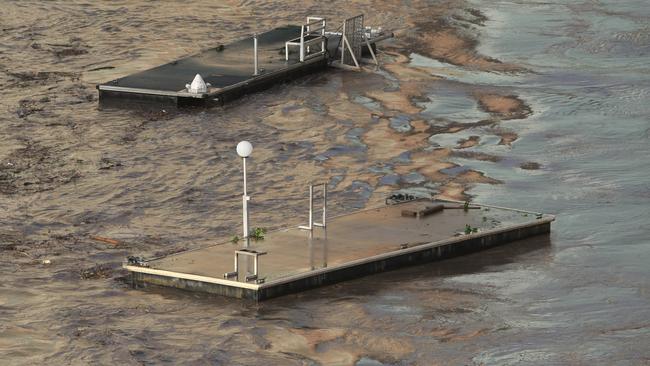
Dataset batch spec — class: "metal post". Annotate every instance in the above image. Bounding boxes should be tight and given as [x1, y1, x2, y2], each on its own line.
[323, 234, 328, 268]
[309, 229, 314, 270]
[322, 182, 327, 227]
[242, 157, 250, 247]
[321, 19, 326, 53]
[300, 26, 305, 62]
[341, 22, 346, 65]
[364, 34, 379, 66]
[299, 184, 315, 231]
[253, 33, 259, 76]
[308, 184, 313, 229]
[253, 255, 258, 276]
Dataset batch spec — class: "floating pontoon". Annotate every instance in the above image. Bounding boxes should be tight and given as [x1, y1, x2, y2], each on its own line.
[97, 15, 393, 109]
[124, 190, 554, 301]
[122, 140, 555, 301]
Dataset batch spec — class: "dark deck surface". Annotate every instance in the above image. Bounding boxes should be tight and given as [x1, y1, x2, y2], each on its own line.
[96, 25, 394, 108]
[100, 26, 311, 93]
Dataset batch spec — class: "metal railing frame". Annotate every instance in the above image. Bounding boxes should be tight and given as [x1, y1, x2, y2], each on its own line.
[299, 182, 327, 231]
[285, 17, 327, 62]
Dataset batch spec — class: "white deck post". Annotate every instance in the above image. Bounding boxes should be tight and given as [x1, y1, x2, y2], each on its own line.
[322, 182, 327, 227]
[308, 184, 313, 228]
[242, 157, 250, 247]
[253, 33, 259, 75]
[300, 26, 305, 62]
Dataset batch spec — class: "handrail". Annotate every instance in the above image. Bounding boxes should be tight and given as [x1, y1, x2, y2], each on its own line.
[305, 19, 325, 28]
[286, 17, 327, 62]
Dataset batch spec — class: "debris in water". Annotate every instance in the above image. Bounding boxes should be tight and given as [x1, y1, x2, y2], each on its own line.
[98, 158, 122, 170]
[90, 235, 121, 246]
[79, 264, 112, 279]
[386, 193, 417, 204]
[127, 256, 148, 267]
[15, 99, 44, 118]
[87, 66, 115, 72]
[520, 161, 541, 170]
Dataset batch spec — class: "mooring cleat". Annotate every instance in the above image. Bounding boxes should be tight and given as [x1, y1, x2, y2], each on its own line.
[223, 271, 237, 279]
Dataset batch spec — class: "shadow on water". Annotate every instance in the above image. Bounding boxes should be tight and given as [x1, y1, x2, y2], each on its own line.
[266, 234, 553, 305]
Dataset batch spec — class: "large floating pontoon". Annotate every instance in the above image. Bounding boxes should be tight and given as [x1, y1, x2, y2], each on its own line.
[124, 195, 554, 301]
[98, 15, 393, 109]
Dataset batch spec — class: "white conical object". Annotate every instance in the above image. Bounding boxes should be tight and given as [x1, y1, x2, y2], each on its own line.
[186, 74, 208, 93]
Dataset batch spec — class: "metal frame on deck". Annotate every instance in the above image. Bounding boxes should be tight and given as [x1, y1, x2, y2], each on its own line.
[224, 248, 267, 283]
[331, 14, 381, 71]
[299, 183, 328, 270]
[299, 182, 327, 232]
[341, 14, 364, 67]
[285, 17, 327, 62]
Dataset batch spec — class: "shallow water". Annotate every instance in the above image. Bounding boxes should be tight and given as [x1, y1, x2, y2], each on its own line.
[1, 0, 649, 365]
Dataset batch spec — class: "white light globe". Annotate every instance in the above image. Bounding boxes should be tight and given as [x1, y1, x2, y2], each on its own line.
[236, 141, 253, 158]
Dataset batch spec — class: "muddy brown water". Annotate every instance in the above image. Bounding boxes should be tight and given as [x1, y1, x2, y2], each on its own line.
[1, 0, 649, 365]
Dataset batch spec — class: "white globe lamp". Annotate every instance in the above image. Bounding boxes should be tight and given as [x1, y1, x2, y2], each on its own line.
[237, 141, 253, 158]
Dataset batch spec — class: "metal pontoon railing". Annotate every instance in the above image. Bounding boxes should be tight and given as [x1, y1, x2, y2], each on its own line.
[285, 17, 327, 62]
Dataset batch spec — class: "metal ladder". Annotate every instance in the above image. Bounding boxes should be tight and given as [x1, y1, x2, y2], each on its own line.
[299, 182, 328, 270]
[299, 182, 327, 232]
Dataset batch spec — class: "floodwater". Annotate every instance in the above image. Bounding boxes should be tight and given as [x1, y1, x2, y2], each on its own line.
[1, 0, 648, 365]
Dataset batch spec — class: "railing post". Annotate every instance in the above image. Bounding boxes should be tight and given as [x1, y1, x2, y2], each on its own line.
[322, 182, 327, 227]
[341, 21, 346, 65]
[253, 33, 259, 75]
[299, 184, 315, 231]
[308, 184, 314, 228]
[321, 19, 326, 53]
[300, 25, 305, 62]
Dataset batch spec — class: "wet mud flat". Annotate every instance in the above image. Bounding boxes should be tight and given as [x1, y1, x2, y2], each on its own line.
[126, 200, 554, 300]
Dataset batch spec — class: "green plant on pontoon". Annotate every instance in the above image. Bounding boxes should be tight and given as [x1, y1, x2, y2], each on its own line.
[465, 224, 478, 234]
[249, 227, 267, 241]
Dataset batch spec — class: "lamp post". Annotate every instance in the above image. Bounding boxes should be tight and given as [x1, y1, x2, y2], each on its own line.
[237, 141, 253, 248]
